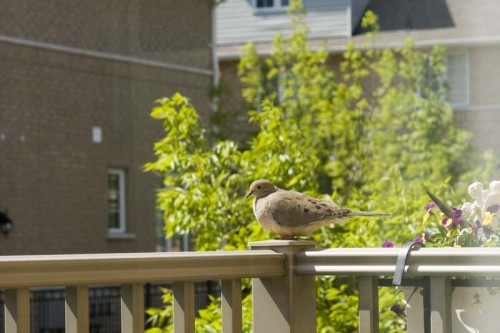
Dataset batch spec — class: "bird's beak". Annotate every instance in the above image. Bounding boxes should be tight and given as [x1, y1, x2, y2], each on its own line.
[245, 191, 253, 199]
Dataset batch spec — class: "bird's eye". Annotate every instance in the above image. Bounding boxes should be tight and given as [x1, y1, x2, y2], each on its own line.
[257, 185, 262, 189]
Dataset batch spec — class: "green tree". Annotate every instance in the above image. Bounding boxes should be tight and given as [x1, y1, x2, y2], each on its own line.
[145, 1, 494, 331]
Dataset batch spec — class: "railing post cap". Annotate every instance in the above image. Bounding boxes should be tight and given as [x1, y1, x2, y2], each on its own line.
[249, 240, 316, 248]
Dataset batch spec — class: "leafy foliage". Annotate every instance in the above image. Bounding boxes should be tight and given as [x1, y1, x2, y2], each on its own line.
[146, 288, 173, 332]
[145, 0, 496, 331]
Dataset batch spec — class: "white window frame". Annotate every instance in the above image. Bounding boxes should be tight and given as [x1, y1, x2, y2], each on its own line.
[446, 52, 470, 108]
[108, 169, 126, 234]
[166, 232, 191, 252]
[253, 0, 289, 12]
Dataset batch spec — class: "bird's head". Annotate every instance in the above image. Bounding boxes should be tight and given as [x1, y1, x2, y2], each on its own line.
[245, 179, 277, 199]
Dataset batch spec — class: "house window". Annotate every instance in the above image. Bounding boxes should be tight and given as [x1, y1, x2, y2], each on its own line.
[255, 0, 289, 10]
[447, 53, 469, 106]
[108, 169, 126, 233]
[155, 211, 191, 252]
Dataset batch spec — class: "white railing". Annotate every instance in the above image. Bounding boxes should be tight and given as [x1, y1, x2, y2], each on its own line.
[1, 240, 500, 332]
[296, 245, 500, 333]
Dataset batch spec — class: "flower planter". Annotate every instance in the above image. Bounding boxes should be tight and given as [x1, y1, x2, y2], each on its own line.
[403, 286, 499, 333]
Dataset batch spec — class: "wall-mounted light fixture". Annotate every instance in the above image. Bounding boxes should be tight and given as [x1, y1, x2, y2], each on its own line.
[0, 210, 13, 235]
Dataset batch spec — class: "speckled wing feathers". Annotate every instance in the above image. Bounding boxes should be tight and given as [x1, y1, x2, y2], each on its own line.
[267, 190, 351, 227]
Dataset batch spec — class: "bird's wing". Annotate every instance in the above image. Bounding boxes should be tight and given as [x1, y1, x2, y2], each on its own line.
[268, 191, 350, 227]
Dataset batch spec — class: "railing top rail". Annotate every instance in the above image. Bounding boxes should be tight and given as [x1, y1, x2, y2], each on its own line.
[0, 250, 285, 288]
[297, 247, 500, 277]
[3, 246, 500, 288]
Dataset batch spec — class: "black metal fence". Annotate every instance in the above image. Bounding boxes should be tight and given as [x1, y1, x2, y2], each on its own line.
[0, 282, 220, 333]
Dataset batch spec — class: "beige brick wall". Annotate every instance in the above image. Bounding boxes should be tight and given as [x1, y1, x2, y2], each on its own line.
[454, 45, 500, 155]
[0, 0, 215, 254]
[468, 45, 500, 106]
[216, 60, 256, 145]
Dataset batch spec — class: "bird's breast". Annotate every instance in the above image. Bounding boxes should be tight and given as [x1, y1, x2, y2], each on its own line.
[253, 198, 304, 235]
[253, 198, 272, 226]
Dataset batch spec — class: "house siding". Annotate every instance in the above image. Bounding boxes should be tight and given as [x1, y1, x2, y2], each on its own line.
[217, 0, 351, 46]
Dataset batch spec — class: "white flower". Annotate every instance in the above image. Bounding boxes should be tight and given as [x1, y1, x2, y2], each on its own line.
[489, 181, 500, 194]
[460, 201, 480, 221]
[468, 181, 484, 200]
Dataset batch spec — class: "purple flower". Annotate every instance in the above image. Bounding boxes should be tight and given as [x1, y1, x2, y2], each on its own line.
[382, 239, 394, 248]
[451, 217, 464, 228]
[414, 231, 431, 244]
[442, 208, 464, 229]
[471, 222, 481, 234]
[413, 236, 424, 244]
[487, 204, 500, 213]
[445, 218, 464, 229]
[450, 209, 463, 219]
[424, 203, 436, 211]
[441, 216, 449, 226]
[390, 304, 405, 317]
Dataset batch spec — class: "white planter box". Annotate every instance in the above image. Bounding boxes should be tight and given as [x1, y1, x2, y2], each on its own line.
[404, 286, 499, 333]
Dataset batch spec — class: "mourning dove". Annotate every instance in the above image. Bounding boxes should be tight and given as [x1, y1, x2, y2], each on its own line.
[246, 179, 389, 239]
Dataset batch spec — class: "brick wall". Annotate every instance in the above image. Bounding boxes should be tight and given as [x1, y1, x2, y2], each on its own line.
[453, 45, 500, 155]
[216, 60, 255, 145]
[0, 0, 213, 69]
[0, 0, 215, 254]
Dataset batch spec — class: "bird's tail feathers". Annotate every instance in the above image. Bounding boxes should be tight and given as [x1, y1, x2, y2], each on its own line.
[349, 211, 391, 217]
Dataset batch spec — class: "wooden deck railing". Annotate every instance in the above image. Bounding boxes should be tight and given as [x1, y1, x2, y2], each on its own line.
[1, 240, 500, 332]
[0, 249, 283, 333]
